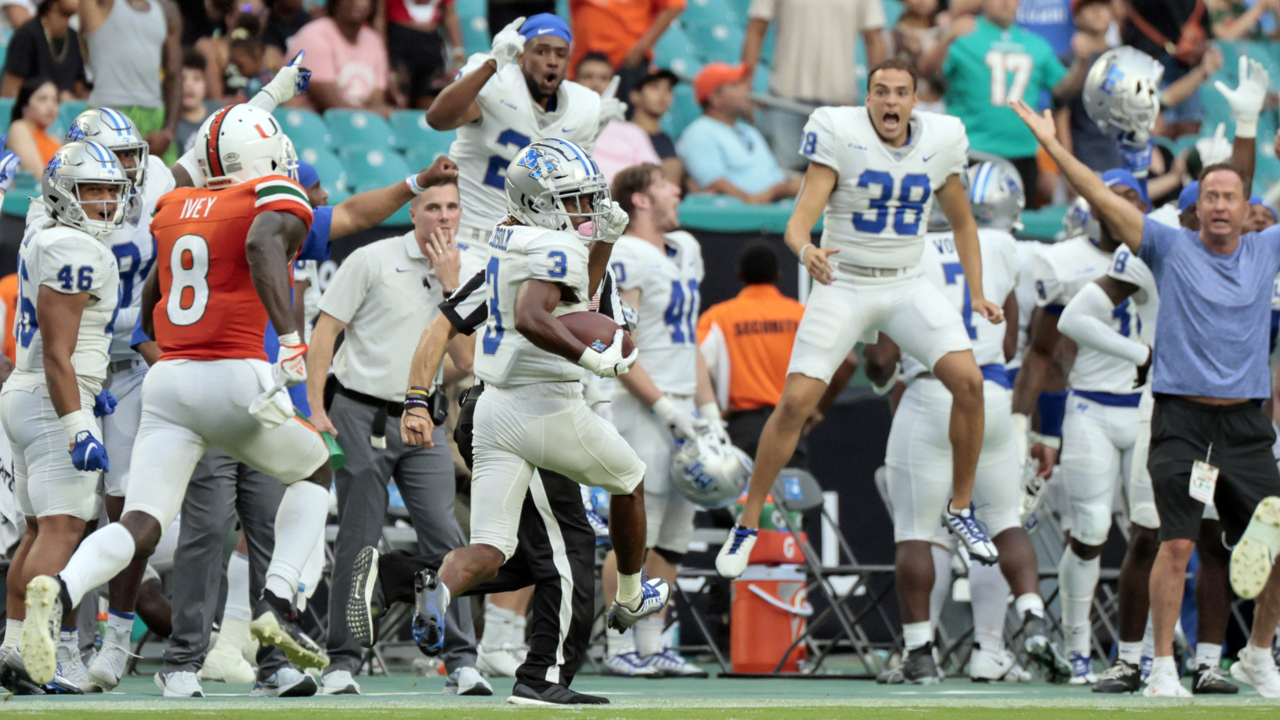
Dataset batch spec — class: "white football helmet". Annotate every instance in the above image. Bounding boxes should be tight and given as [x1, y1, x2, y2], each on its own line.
[670, 435, 752, 509]
[966, 161, 1024, 231]
[195, 104, 298, 189]
[68, 107, 149, 188]
[505, 138, 612, 243]
[1060, 196, 1100, 243]
[42, 141, 131, 239]
[1082, 47, 1164, 147]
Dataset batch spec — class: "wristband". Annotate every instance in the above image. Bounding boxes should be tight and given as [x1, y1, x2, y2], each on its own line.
[60, 410, 91, 446]
[799, 245, 814, 264]
[1236, 118, 1258, 140]
[279, 332, 302, 346]
[1030, 431, 1062, 451]
[406, 174, 427, 195]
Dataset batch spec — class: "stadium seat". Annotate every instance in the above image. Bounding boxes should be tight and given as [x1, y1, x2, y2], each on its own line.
[652, 23, 703, 78]
[404, 145, 450, 170]
[275, 107, 333, 153]
[461, 11, 490, 56]
[687, 22, 746, 65]
[56, 101, 88, 136]
[341, 148, 412, 192]
[663, 82, 701, 138]
[0, 97, 15, 135]
[389, 110, 455, 155]
[298, 146, 350, 194]
[324, 109, 398, 152]
[383, 202, 412, 226]
[2, 170, 37, 218]
[681, 0, 739, 30]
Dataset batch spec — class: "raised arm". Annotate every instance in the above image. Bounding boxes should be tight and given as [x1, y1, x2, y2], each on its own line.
[918, 15, 974, 80]
[330, 157, 459, 239]
[1011, 100, 1145, 250]
[428, 17, 527, 130]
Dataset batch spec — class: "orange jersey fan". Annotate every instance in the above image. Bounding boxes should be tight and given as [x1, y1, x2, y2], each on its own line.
[150, 175, 313, 361]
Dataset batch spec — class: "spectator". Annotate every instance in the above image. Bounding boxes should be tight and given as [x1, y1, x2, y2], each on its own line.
[919, 0, 1089, 197]
[742, 0, 885, 171]
[628, 67, 684, 186]
[287, 0, 392, 114]
[587, 56, 661, 182]
[263, 0, 310, 53]
[81, 0, 184, 160]
[569, 0, 684, 96]
[5, 76, 62, 173]
[223, 16, 282, 101]
[384, 0, 463, 110]
[1123, 0, 1212, 138]
[488, 0, 553, 39]
[1248, 194, 1278, 232]
[1, 0, 86, 99]
[1208, 0, 1277, 41]
[676, 63, 799, 204]
[194, 0, 267, 100]
[1017, 0, 1073, 56]
[888, 0, 945, 112]
[0, 0, 33, 30]
[1053, 0, 1120, 172]
[176, 48, 223, 152]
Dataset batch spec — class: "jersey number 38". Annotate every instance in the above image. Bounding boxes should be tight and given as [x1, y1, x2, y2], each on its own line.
[853, 171, 932, 235]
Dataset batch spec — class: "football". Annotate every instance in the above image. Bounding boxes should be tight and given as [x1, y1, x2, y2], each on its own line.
[558, 311, 635, 357]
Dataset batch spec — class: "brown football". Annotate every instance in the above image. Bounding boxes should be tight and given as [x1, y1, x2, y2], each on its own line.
[559, 311, 635, 356]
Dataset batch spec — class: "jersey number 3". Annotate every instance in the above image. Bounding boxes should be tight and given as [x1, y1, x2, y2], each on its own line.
[167, 234, 211, 326]
[853, 171, 931, 235]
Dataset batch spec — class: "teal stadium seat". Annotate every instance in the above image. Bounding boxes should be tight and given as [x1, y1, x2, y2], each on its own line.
[389, 110, 455, 156]
[652, 23, 703, 78]
[2, 170, 37, 217]
[341, 148, 412, 192]
[663, 82, 701, 138]
[297, 146, 349, 194]
[325, 109, 397, 152]
[681, 0, 739, 30]
[404, 145, 451, 170]
[275, 107, 333, 153]
[687, 22, 746, 65]
[458, 0, 490, 57]
[0, 97, 15, 136]
[54, 101, 88, 138]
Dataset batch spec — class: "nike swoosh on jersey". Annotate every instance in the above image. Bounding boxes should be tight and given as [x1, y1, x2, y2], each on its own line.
[395, 268, 414, 273]
[562, 127, 577, 133]
[923, 153, 937, 162]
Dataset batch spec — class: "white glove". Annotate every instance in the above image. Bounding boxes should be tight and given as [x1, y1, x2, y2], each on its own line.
[577, 329, 638, 378]
[596, 76, 627, 136]
[277, 332, 308, 386]
[254, 50, 311, 109]
[1214, 56, 1269, 139]
[1195, 123, 1232, 166]
[695, 401, 730, 444]
[600, 200, 629, 244]
[653, 395, 697, 441]
[490, 17, 526, 70]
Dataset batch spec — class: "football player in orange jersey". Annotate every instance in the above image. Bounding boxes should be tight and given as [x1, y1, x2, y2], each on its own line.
[22, 104, 337, 689]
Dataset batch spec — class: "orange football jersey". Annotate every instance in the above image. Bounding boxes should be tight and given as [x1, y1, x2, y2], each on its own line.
[150, 175, 313, 361]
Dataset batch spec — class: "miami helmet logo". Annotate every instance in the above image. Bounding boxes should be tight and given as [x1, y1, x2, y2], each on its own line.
[517, 147, 558, 180]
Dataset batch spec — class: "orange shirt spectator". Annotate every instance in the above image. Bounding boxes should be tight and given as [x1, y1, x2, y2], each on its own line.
[0, 272, 17, 363]
[569, 0, 685, 74]
[698, 281, 801, 413]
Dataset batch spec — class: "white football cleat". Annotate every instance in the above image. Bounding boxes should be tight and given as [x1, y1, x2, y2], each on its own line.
[606, 579, 669, 632]
[1142, 666, 1191, 698]
[320, 669, 361, 695]
[969, 645, 1030, 683]
[86, 636, 130, 691]
[476, 644, 522, 678]
[603, 651, 661, 677]
[444, 666, 493, 695]
[251, 667, 318, 697]
[715, 525, 758, 578]
[1230, 496, 1280, 600]
[155, 670, 205, 697]
[199, 634, 256, 684]
[22, 575, 62, 686]
[1231, 644, 1280, 698]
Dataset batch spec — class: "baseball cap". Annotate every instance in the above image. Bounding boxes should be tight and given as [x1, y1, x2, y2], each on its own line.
[634, 66, 679, 91]
[1178, 181, 1199, 212]
[693, 62, 748, 104]
[519, 14, 572, 45]
[1101, 168, 1149, 209]
[296, 160, 320, 192]
[1250, 194, 1278, 222]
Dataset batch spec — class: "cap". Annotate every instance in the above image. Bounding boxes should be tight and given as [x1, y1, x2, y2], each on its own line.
[634, 66, 679, 91]
[1101, 168, 1149, 209]
[296, 161, 320, 192]
[693, 62, 748, 104]
[1178, 181, 1199, 212]
[519, 13, 572, 45]
[1250, 194, 1278, 222]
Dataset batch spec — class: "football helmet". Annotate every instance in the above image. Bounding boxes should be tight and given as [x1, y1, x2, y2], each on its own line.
[505, 138, 612, 242]
[42, 141, 131, 239]
[1060, 196, 1100, 243]
[670, 434, 752, 509]
[966, 161, 1024, 231]
[195, 104, 298, 188]
[1082, 47, 1164, 147]
[68, 108, 149, 189]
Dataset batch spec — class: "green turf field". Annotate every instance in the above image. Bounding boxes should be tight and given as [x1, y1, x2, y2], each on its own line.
[3, 674, 1279, 718]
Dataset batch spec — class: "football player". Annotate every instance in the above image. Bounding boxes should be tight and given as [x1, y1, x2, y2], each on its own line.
[716, 59, 1004, 577]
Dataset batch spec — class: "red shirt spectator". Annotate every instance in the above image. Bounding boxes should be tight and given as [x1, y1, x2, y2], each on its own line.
[569, 0, 685, 74]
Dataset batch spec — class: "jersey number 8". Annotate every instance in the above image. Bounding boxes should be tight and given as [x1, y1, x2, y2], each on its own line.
[167, 234, 211, 326]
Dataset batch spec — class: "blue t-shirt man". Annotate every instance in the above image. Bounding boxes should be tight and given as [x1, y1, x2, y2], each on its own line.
[676, 115, 786, 195]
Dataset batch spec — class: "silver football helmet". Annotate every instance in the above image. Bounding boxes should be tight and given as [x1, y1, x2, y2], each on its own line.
[1083, 47, 1164, 147]
[1060, 196, 1100, 243]
[68, 107, 149, 188]
[966, 161, 1024, 231]
[42, 141, 131, 239]
[670, 434, 752, 509]
[505, 138, 611, 242]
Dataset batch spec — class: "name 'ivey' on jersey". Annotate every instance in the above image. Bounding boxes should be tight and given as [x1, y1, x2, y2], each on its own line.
[902, 228, 1018, 380]
[800, 107, 969, 269]
[8, 224, 120, 401]
[474, 224, 592, 387]
[26, 155, 174, 361]
[451, 55, 602, 235]
[608, 231, 704, 396]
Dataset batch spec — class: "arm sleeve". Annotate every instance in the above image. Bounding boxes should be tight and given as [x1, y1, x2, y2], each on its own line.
[747, 0, 776, 20]
[1058, 281, 1150, 365]
[1106, 246, 1154, 305]
[296, 206, 332, 263]
[943, 117, 970, 180]
[800, 108, 839, 168]
[315, 248, 371, 324]
[698, 316, 731, 410]
[252, 178, 315, 231]
[676, 122, 730, 187]
[38, 237, 109, 298]
[130, 314, 149, 348]
[594, 268, 630, 330]
[438, 268, 489, 335]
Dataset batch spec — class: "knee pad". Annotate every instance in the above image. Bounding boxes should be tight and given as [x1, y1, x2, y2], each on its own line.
[1072, 502, 1113, 547]
[651, 546, 685, 565]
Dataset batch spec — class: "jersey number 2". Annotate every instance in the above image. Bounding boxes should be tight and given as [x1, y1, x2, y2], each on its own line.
[167, 234, 211, 326]
[853, 171, 931, 235]
[483, 129, 533, 190]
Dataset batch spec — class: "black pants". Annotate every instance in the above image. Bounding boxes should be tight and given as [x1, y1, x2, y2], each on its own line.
[1148, 394, 1280, 544]
[727, 405, 808, 469]
[387, 23, 446, 105]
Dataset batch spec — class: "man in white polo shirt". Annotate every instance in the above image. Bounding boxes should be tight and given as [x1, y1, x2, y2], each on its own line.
[306, 177, 486, 696]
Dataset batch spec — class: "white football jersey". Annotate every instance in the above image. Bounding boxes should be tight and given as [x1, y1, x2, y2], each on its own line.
[608, 231, 704, 396]
[1060, 244, 1157, 393]
[27, 156, 173, 361]
[1008, 240, 1042, 370]
[8, 224, 120, 400]
[801, 107, 969, 268]
[902, 229, 1018, 380]
[473, 224, 592, 387]
[451, 56, 602, 235]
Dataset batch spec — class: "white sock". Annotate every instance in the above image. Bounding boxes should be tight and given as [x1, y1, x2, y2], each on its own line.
[1118, 640, 1143, 664]
[60, 523, 137, 608]
[296, 531, 326, 612]
[969, 560, 1010, 653]
[1194, 642, 1222, 668]
[481, 602, 516, 650]
[1057, 547, 1100, 656]
[903, 621, 932, 652]
[616, 572, 642, 608]
[106, 609, 134, 647]
[224, 552, 252, 622]
[606, 627, 635, 657]
[1142, 617, 1154, 659]
[2, 619, 21, 650]
[264, 482, 329, 600]
[928, 545, 951, 635]
[1150, 655, 1176, 676]
[635, 614, 664, 657]
[1014, 593, 1045, 618]
[511, 612, 527, 647]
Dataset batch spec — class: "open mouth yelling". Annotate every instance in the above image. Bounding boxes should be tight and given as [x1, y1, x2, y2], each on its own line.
[881, 111, 901, 133]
